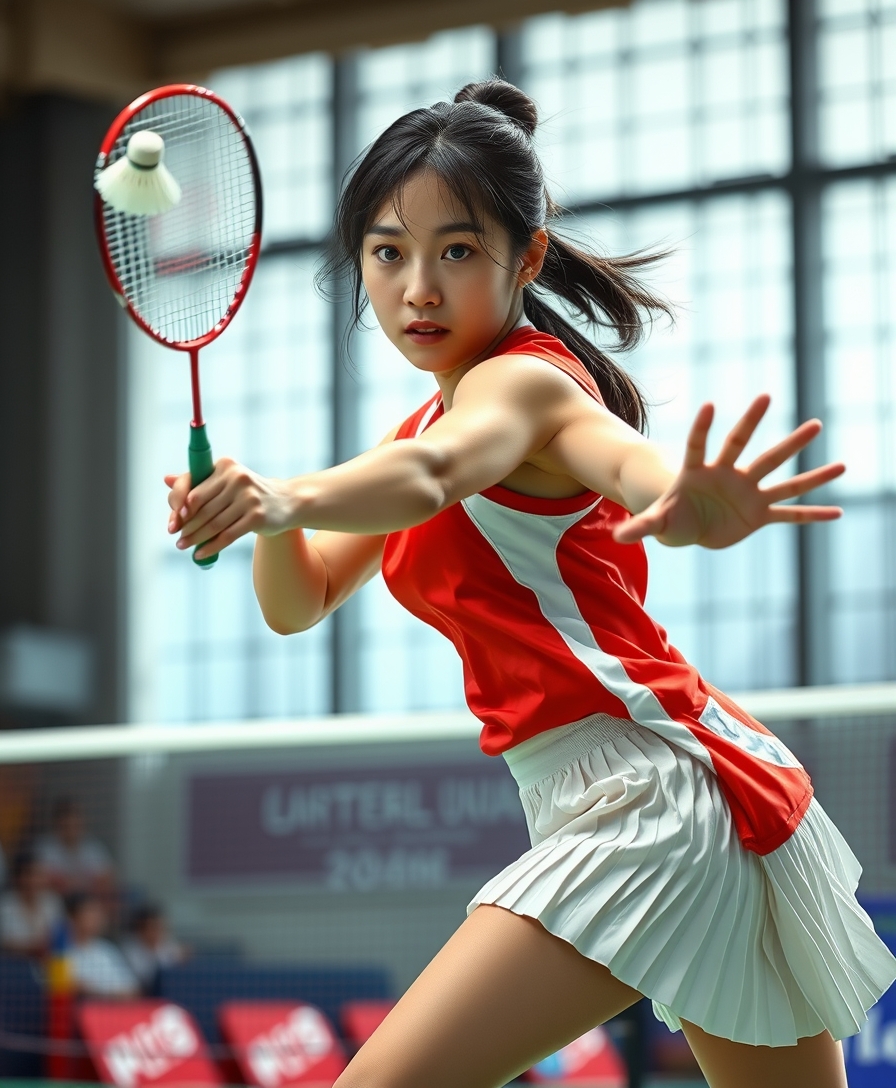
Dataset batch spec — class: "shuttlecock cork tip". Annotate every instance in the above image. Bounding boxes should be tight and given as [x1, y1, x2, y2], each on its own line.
[126, 130, 165, 168]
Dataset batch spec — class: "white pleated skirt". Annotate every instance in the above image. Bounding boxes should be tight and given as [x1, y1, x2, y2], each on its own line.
[468, 713, 896, 1047]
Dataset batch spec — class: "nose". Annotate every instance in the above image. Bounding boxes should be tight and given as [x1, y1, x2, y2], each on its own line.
[403, 260, 441, 308]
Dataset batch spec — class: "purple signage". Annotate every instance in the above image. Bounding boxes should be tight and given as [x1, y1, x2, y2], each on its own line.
[890, 738, 896, 865]
[187, 761, 531, 891]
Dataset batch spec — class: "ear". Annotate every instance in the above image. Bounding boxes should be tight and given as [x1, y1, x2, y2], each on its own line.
[517, 228, 549, 286]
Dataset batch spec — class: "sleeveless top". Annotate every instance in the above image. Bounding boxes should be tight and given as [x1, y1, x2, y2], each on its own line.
[381, 326, 812, 855]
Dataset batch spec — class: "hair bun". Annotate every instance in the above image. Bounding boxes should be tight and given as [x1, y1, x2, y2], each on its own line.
[454, 79, 538, 138]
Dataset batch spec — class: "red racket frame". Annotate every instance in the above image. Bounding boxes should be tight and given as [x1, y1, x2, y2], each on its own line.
[94, 83, 263, 426]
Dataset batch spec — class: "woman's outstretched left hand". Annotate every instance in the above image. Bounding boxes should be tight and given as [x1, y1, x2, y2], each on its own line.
[613, 395, 845, 549]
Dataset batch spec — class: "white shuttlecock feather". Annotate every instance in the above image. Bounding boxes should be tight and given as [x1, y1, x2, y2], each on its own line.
[95, 130, 182, 216]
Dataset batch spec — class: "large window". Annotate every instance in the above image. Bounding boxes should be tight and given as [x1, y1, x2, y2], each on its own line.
[823, 176, 896, 682]
[581, 193, 798, 690]
[127, 55, 335, 724]
[523, 0, 789, 200]
[817, 0, 896, 167]
[129, 0, 896, 722]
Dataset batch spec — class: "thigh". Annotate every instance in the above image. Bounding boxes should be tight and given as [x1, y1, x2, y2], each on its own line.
[680, 1019, 848, 1088]
[334, 904, 642, 1088]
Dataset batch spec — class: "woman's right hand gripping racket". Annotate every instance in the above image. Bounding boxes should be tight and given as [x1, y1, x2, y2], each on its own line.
[93, 84, 263, 567]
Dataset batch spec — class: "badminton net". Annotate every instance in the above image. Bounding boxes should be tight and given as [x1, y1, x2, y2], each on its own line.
[0, 683, 893, 1084]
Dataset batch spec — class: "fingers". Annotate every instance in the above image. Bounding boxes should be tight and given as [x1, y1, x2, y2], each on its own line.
[683, 403, 715, 470]
[166, 461, 230, 533]
[613, 508, 667, 545]
[761, 461, 845, 503]
[715, 394, 771, 468]
[193, 513, 257, 560]
[744, 418, 823, 481]
[177, 485, 234, 544]
[166, 472, 191, 513]
[177, 500, 247, 551]
[175, 461, 266, 551]
[181, 470, 227, 523]
[766, 504, 843, 524]
[166, 472, 192, 530]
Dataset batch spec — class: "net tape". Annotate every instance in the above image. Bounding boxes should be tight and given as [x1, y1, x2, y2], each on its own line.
[0, 684, 894, 764]
[100, 95, 257, 346]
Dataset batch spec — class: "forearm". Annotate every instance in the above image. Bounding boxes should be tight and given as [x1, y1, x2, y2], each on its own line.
[284, 441, 448, 534]
[253, 530, 329, 634]
[616, 441, 676, 514]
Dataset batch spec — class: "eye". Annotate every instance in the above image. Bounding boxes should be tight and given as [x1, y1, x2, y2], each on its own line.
[374, 245, 402, 263]
[444, 244, 472, 261]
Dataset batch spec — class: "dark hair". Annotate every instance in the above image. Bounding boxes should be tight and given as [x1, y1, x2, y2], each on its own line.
[11, 849, 38, 881]
[319, 78, 672, 432]
[130, 903, 163, 931]
[64, 891, 97, 918]
[52, 797, 80, 822]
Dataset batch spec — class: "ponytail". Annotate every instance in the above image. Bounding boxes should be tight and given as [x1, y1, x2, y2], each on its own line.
[524, 230, 672, 432]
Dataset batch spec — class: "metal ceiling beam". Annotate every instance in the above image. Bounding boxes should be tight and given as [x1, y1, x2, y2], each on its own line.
[156, 0, 626, 79]
[0, 0, 629, 106]
[0, 0, 151, 103]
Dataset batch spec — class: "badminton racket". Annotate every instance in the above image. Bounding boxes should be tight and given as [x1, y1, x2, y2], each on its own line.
[94, 84, 263, 567]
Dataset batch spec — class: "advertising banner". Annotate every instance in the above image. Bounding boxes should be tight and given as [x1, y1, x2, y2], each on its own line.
[219, 1002, 346, 1087]
[78, 1002, 220, 1088]
[526, 1026, 626, 1085]
[187, 760, 530, 890]
[341, 1001, 396, 1047]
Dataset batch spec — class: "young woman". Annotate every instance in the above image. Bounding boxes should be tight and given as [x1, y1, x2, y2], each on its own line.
[165, 80, 896, 1088]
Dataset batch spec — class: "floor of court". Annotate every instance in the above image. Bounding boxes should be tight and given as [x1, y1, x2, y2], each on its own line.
[0, 1080, 708, 1087]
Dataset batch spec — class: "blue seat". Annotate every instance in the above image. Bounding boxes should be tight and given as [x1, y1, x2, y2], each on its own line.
[157, 960, 392, 1044]
[0, 953, 45, 1077]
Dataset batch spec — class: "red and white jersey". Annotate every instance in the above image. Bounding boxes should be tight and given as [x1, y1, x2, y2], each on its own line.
[382, 327, 812, 855]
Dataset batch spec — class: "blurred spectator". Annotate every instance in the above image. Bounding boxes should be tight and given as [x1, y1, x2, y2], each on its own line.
[65, 893, 138, 998]
[0, 841, 6, 888]
[0, 850, 62, 956]
[121, 904, 189, 994]
[36, 798, 115, 898]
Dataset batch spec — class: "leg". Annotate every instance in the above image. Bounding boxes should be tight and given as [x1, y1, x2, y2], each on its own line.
[334, 904, 641, 1088]
[680, 1018, 848, 1088]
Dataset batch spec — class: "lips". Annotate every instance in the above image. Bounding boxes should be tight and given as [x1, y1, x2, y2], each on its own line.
[405, 321, 448, 333]
[404, 321, 449, 345]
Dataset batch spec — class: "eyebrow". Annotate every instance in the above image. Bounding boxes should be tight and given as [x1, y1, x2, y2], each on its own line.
[365, 220, 482, 237]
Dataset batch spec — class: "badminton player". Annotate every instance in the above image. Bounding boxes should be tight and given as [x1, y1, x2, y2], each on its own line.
[166, 80, 896, 1088]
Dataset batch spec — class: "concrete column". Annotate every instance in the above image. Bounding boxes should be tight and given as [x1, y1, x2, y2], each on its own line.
[0, 94, 126, 726]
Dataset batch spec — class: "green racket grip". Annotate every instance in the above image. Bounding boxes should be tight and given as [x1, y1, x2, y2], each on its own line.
[188, 423, 218, 569]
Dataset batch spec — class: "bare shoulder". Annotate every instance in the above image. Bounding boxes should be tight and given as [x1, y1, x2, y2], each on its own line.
[454, 351, 596, 411]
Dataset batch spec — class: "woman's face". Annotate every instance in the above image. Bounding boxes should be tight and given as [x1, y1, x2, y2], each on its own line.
[361, 170, 542, 383]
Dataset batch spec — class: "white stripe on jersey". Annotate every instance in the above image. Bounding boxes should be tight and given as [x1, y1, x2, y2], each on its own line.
[414, 397, 443, 437]
[461, 492, 799, 771]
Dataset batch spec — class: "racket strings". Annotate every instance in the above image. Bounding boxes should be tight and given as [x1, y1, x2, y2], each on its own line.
[101, 94, 258, 346]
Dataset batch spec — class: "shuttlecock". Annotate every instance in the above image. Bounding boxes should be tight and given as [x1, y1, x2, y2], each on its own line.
[95, 130, 182, 216]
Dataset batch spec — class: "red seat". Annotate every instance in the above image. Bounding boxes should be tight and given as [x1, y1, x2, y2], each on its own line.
[78, 1001, 222, 1088]
[339, 1000, 396, 1049]
[524, 1026, 626, 1086]
[219, 1001, 347, 1087]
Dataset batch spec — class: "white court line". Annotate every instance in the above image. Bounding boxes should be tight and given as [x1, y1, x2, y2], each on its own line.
[0, 683, 894, 763]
